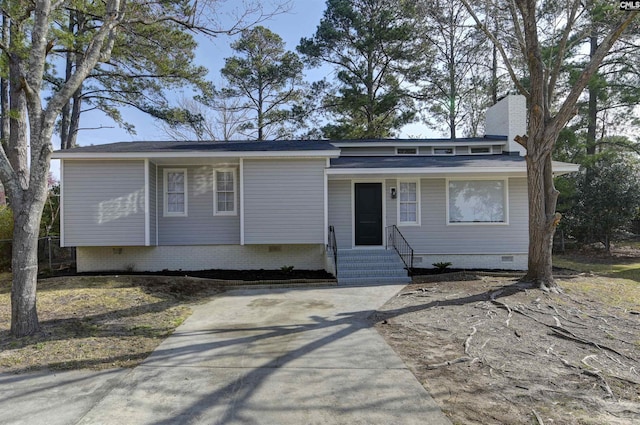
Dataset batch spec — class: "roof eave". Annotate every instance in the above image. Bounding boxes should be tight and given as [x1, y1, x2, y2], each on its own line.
[52, 149, 341, 160]
[326, 166, 528, 176]
[332, 140, 507, 148]
[552, 162, 580, 176]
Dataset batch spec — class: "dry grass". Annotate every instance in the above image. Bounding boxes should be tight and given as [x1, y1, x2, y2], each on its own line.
[560, 275, 640, 312]
[554, 246, 640, 311]
[0, 274, 223, 373]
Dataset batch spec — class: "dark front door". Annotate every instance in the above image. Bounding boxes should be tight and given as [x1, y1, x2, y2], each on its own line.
[355, 183, 383, 246]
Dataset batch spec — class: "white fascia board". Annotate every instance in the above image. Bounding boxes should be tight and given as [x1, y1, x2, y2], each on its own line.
[332, 141, 507, 147]
[327, 162, 579, 177]
[552, 161, 580, 175]
[51, 150, 341, 160]
[326, 167, 528, 176]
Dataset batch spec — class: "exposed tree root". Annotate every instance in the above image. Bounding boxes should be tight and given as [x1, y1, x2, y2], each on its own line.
[549, 348, 615, 399]
[532, 409, 545, 425]
[489, 290, 635, 363]
[377, 277, 640, 424]
[548, 326, 634, 362]
[424, 326, 480, 370]
[519, 275, 563, 294]
[425, 356, 472, 370]
[464, 326, 477, 356]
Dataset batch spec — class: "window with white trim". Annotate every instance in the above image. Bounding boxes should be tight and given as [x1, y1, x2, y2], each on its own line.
[164, 169, 187, 216]
[469, 146, 491, 154]
[448, 179, 507, 223]
[398, 180, 419, 225]
[214, 169, 236, 215]
[396, 147, 418, 155]
[433, 147, 454, 155]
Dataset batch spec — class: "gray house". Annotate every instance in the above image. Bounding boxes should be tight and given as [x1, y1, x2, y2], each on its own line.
[52, 95, 578, 284]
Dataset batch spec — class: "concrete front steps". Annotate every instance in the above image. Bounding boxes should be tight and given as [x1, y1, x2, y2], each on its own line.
[336, 249, 411, 285]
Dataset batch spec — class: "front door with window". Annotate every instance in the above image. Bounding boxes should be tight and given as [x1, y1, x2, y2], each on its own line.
[354, 183, 383, 245]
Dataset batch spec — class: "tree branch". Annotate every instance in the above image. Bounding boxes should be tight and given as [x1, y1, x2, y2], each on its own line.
[0, 145, 19, 200]
[551, 11, 639, 135]
[546, 0, 582, 104]
[460, 0, 530, 98]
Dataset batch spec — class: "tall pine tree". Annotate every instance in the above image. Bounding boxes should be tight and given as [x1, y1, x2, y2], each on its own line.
[298, 0, 428, 139]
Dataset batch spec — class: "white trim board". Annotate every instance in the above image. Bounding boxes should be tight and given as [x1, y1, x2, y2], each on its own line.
[52, 151, 340, 160]
[144, 159, 150, 246]
[327, 162, 578, 176]
[60, 159, 65, 247]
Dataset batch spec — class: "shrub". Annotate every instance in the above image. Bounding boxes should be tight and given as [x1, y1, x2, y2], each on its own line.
[562, 152, 640, 252]
[433, 261, 452, 273]
[0, 206, 12, 239]
[0, 206, 13, 270]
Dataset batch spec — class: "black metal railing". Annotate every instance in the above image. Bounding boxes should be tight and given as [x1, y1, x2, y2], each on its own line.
[327, 225, 338, 275]
[386, 225, 414, 272]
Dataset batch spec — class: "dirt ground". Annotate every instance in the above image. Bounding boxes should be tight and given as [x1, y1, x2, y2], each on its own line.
[371, 274, 640, 425]
[0, 275, 223, 372]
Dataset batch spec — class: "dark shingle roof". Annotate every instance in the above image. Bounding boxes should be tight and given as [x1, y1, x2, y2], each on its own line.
[330, 155, 525, 169]
[57, 140, 338, 153]
[333, 136, 508, 144]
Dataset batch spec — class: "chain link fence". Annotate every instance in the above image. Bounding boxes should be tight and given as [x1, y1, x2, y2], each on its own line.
[0, 237, 76, 272]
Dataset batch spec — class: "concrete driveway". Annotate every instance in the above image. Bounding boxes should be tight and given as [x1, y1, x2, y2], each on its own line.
[1, 284, 451, 425]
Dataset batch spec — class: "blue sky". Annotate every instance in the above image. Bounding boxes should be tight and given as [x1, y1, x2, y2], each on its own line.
[60, 0, 437, 149]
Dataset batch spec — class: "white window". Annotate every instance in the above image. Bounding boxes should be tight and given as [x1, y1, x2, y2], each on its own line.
[396, 147, 418, 155]
[448, 179, 507, 224]
[469, 146, 492, 154]
[164, 169, 187, 216]
[214, 169, 236, 215]
[433, 147, 454, 155]
[398, 181, 420, 225]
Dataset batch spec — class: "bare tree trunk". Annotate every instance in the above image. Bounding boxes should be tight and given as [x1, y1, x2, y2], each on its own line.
[586, 28, 598, 156]
[8, 54, 28, 188]
[0, 15, 8, 149]
[523, 150, 560, 291]
[68, 89, 83, 148]
[461, 0, 639, 293]
[10, 195, 46, 336]
[449, 62, 456, 140]
[0, 0, 126, 338]
[60, 54, 73, 149]
[491, 43, 498, 105]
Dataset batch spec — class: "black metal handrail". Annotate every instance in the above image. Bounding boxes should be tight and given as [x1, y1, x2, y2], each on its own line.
[386, 225, 414, 273]
[327, 225, 338, 275]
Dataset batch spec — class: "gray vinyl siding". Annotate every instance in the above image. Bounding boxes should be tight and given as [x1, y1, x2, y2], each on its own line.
[339, 146, 395, 156]
[243, 159, 325, 244]
[157, 164, 240, 245]
[63, 160, 146, 246]
[395, 177, 528, 254]
[385, 179, 397, 230]
[328, 176, 528, 253]
[328, 180, 352, 248]
[148, 162, 157, 245]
